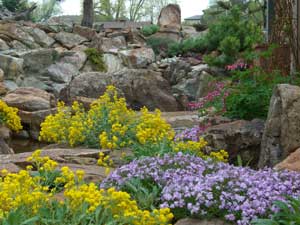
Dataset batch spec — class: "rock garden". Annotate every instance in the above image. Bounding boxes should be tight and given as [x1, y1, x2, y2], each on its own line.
[0, 0, 300, 225]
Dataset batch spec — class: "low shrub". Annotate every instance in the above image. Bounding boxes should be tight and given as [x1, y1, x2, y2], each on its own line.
[84, 48, 107, 72]
[0, 100, 22, 131]
[140, 24, 159, 36]
[102, 153, 300, 224]
[224, 68, 293, 120]
[146, 37, 176, 55]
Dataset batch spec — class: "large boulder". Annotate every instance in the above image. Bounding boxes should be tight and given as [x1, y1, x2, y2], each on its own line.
[3, 87, 56, 112]
[21, 26, 55, 47]
[54, 31, 87, 49]
[258, 84, 300, 168]
[154, 4, 182, 42]
[158, 4, 181, 32]
[118, 47, 155, 68]
[203, 119, 265, 167]
[61, 69, 180, 111]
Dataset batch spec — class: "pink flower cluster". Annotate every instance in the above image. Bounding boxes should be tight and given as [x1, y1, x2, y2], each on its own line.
[226, 62, 249, 71]
[187, 82, 229, 113]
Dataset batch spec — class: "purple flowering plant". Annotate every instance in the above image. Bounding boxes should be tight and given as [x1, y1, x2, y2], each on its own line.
[175, 124, 210, 142]
[101, 153, 300, 225]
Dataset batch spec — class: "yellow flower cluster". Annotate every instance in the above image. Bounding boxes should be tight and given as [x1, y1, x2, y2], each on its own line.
[26, 149, 58, 172]
[136, 107, 174, 144]
[64, 185, 173, 225]
[39, 101, 72, 144]
[39, 85, 174, 150]
[208, 149, 229, 162]
[173, 138, 208, 157]
[97, 152, 113, 167]
[0, 100, 22, 131]
[0, 169, 50, 218]
[173, 138, 228, 162]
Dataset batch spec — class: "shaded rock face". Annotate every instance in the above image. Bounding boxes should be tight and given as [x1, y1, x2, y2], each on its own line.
[275, 148, 300, 172]
[203, 119, 265, 167]
[259, 84, 300, 168]
[61, 69, 180, 111]
[0, 126, 14, 154]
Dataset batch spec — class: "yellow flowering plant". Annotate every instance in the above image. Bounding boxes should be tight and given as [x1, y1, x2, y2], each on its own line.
[26, 149, 65, 193]
[39, 85, 229, 162]
[40, 86, 174, 150]
[0, 100, 22, 131]
[0, 150, 174, 225]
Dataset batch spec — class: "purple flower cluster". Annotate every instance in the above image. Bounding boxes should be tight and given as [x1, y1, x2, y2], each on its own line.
[101, 153, 300, 225]
[175, 125, 208, 141]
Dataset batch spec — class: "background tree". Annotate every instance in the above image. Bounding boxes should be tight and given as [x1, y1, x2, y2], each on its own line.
[31, 0, 63, 22]
[82, 0, 94, 27]
[0, 0, 28, 12]
[94, 0, 126, 21]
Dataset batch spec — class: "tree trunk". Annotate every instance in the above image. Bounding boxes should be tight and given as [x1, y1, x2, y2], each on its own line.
[81, 0, 94, 28]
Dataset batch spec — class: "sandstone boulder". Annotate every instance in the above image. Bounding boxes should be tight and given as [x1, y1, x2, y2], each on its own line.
[119, 47, 155, 68]
[275, 148, 300, 172]
[73, 25, 97, 40]
[54, 31, 87, 49]
[158, 4, 181, 31]
[61, 69, 180, 111]
[103, 54, 124, 73]
[0, 38, 9, 51]
[0, 54, 23, 80]
[3, 87, 56, 112]
[259, 84, 300, 168]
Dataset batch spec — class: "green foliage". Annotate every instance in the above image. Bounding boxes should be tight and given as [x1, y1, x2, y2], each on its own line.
[252, 197, 300, 225]
[84, 48, 107, 72]
[165, 6, 262, 64]
[120, 178, 162, 210]
[130, 139, 173, 159]
[0, 202, 120, 225]
[1, 0, 28, 12]
[224, 67, 294, 120]
[141, 25, 159, 37]
[203, 6, 263, 67]
[146, 37, 176, 56]
[167, 37, 207, 57]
